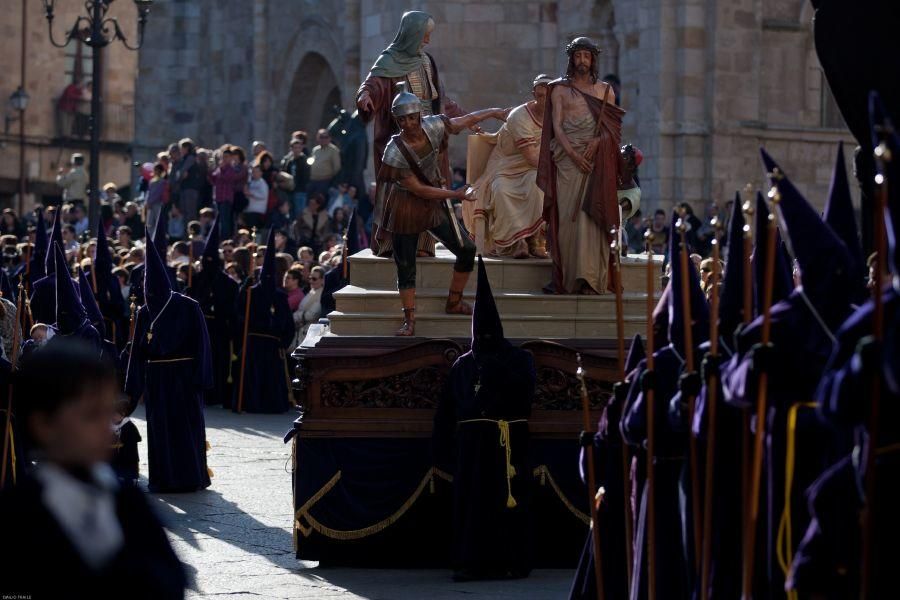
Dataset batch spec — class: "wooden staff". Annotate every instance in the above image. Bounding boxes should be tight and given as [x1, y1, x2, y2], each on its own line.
[128, 294, 137, 345]
[187, 242, 194, 288]
[250, 228, 258, 282]
[23, 242, 31, 291]
[739, 187, 754, 558]
[644, 231, 658, 600]
[860, 131, 891, 599]
[24, 296, 33, 331]
[91, 247, 98, 294]
[342, 224, 350, 280]
[576, 353, 605, 600]
[236, 285, 253, 414]
[676, 209, 702, 573]
[1, 281, 26, 487]
[611, 226, 634, 590]
[700, 216, 724, 600]
[742, 179, 780, 599]
[20, 243, 31, 331]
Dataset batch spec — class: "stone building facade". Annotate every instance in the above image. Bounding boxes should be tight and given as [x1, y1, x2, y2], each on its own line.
[135, 0, 855, 213]
[0, 0, 138, 210]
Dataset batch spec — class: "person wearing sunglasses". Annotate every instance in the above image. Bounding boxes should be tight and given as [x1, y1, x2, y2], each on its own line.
[290, 265, 325, 352]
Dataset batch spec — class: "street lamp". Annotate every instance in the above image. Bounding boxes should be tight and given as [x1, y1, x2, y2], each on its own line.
[6, 86, 30, 215]
[4, 87, 29, 133]
[8, 87, 29, 112]
[42, 0, 152, 231]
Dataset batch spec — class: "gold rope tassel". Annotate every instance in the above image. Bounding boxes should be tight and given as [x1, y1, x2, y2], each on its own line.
[498, 420, 518, 509]
[458, 418, 526, 510]
[776, 401, 817, 600]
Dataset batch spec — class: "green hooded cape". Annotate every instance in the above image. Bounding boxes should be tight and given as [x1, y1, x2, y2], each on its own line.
[368, 11, 432, 78]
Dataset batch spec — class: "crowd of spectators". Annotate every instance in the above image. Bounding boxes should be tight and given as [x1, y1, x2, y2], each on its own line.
[1, 125, 375, 352]
[128, 131, 368, 255]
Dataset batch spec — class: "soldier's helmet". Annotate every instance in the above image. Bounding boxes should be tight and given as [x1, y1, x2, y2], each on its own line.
[391, 82, 422, 118]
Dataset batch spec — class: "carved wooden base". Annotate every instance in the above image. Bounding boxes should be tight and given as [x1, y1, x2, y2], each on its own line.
[292, 337, 617, 438]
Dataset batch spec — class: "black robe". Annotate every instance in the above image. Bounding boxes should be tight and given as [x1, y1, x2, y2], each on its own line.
[622, 347, 691, 600]
[232, 281, 294, 414]
[125, 293, 212, 493]
[790, 286, 900, 596]
[85, 264, 129, 350]
[186, 270, 238, 407]
[0, 472, 186, 599]
[570, 376, 634, 600]
[432, 345, 535, 579]
[722, 292, 851, 596]
[688, 344, 746, 600]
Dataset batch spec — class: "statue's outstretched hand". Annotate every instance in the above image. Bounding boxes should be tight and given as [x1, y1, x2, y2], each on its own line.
[357, 92, 374, 114]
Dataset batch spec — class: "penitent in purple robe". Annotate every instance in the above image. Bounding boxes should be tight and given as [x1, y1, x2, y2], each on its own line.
[125, 235, 211, 493]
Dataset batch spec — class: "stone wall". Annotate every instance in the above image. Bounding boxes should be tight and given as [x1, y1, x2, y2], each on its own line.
[134, 0, 256, 161]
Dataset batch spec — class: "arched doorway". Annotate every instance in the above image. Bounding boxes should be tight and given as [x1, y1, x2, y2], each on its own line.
[285, 52, 342, 137]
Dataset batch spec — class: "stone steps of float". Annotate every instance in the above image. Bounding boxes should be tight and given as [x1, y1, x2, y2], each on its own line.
[347, 248, 664, 294]
[333, 285, 655, 316]
[326, 309, 649, 339]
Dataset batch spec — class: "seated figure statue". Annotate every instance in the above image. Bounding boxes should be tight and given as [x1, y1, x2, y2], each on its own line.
[464, 74, 552, 259]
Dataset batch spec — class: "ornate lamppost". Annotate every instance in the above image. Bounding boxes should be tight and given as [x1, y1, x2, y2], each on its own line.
[42, 0, 152, 230]
[5, 87, 30, 214]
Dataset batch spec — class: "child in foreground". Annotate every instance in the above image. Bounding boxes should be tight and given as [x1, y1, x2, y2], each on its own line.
[0, 339, 186, 599]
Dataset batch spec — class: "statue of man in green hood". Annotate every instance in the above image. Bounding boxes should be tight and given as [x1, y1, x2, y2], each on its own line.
[357, 11, 463, 258]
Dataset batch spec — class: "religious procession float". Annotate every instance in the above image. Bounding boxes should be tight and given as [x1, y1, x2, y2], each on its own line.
[289, 248, 661, 566]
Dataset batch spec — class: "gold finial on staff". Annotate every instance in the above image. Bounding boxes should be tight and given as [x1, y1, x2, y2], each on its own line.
[676, 205, 702, 576]
[642, 227, 658, 600]
[609, 225, 633, 592]
[742, 178, 781, 600]
[699, 211, 725, 600]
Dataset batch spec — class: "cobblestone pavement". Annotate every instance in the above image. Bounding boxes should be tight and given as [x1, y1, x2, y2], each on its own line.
[132, 405, 573, 599]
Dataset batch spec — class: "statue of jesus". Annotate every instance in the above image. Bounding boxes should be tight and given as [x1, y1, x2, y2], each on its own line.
[536, 37, 626, 294]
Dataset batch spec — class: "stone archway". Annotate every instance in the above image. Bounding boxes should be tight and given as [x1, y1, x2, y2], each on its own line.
[285, 52, 342, 138]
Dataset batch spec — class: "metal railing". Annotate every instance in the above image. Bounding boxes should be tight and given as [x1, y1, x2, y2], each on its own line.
[54, 98, 134, 143]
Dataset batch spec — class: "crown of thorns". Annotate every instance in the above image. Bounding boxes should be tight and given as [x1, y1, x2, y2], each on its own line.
[566, 37, 601, 56]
